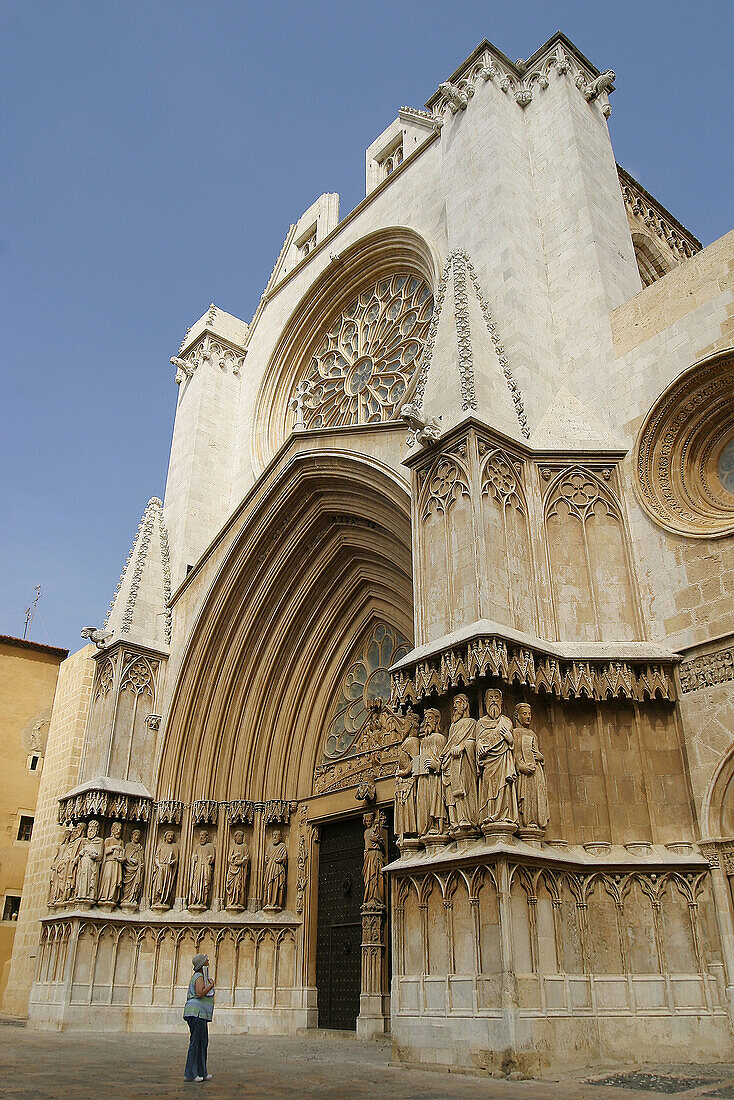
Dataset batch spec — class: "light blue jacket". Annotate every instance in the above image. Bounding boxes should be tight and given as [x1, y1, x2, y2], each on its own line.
[183, 972, 214, 1021]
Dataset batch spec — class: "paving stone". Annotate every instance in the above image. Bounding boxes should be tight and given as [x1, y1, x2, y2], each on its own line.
[3, 1028, 734, 1100]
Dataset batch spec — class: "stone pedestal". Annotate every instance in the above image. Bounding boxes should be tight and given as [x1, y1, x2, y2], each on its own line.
[356, 901, 389, 1037]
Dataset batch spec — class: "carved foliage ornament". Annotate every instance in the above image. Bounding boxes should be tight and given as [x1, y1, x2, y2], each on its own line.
[390, 634, 675, 707]
[635, 353, 734, 538]
[429, 42, 614, 120]
[296, 274, 433, 430]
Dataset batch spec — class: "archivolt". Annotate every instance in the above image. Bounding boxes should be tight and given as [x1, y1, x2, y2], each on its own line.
[251, 226, 438, 476]
[157, 452, 412, 803]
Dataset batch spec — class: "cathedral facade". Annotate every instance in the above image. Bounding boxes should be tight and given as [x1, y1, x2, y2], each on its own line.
[6, 31, 734, 1074]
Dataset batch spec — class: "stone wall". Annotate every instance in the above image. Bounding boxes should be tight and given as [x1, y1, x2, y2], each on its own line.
[390, 851, 730, 1073]
[2, 646, 94, 1016]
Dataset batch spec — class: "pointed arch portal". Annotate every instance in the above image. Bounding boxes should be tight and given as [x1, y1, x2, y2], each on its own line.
[158, 452, 413, 806]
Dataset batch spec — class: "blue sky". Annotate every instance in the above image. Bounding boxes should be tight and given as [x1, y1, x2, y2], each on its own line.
[2, 0, 732, 653]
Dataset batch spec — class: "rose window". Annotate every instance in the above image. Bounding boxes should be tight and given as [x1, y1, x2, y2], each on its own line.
[298, 274, 433, 429]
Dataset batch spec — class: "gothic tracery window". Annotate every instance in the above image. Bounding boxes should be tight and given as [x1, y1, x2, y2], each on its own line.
[297, 274, 433, 430]
[321, 623, 409, 762]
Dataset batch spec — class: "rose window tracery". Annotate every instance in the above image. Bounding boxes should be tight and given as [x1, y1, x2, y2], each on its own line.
[635, 352, 734, 537]
[321, 623, 409, 762]
[298, 275, 433, 429]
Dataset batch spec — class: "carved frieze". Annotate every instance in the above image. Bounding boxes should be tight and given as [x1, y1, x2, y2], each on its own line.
[391, 633, 676, 706]
[226, 799, 256, 824]
[172, 331, 246, 384]
[427, 38, 615, 121]
[59, 789, 152, 825]
[262, 800, 297, 825]
[191, 800, 219, 825]
[619, 166, 700, 262]
[156, 799, 184, 825]
[315, 700, 406, 795]
[679, 648, 734, 694]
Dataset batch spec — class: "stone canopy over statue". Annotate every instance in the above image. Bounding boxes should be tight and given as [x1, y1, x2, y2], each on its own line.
[393, 692, 549, 847]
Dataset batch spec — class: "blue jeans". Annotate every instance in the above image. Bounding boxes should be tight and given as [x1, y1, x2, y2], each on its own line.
[184, 1016, 208, 1079]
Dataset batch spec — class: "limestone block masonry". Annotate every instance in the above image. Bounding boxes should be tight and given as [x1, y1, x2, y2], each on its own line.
[7, 29, 734, 1077]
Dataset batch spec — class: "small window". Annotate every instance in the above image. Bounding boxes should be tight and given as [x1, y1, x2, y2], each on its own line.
[3, 896, 20, 921]
[17, 816, 34, 842]
[29, 754, 40, 772]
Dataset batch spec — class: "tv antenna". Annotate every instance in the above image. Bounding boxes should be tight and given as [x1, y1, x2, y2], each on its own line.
[23, 585, 42, 639]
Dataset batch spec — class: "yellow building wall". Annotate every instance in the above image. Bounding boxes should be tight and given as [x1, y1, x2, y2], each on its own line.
[0, 637, 66, 1004]
[1, 644, 93, 1016]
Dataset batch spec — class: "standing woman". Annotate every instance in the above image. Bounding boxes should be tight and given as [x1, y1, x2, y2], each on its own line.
[183, 953, 214, 1082]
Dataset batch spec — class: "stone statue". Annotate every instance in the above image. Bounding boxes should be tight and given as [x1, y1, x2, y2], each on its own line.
[121, 828, 145, 909]
[75, 820, 104, 906]
[64, 823, 86, 902]
[362, 812, 386, 907]
[513, 702, 549, 836]
[441, 694, 479, 835]
[188, 829, 216, 910]
[97, 821, 125, 908]
[225, 829, 250, 911]
[394, 709, 421, 846]
[417, 708, 448, 839]
[48, 825, 72, 906]
[151, 829, 179, 910]
[476, 688, 518, 835]
[263, 828, 288, 911]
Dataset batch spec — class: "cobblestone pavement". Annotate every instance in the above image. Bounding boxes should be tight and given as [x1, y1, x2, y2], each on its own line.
[1, 1024, 734, 1100]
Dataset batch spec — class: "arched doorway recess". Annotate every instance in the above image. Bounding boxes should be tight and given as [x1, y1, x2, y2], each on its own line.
[159, 451, 413, 805]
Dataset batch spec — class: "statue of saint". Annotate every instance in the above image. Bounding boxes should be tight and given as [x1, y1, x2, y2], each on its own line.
[394, 709, 420, 845]
[75, 820, 104, 906]
[362, 812, 386, 907]
[417, 708, 448, 839]
[476, 688, 518, 834]
[64, 823, 86, 902]
[263, 829, 288, 911]
[97, 821, 125, 907]
[48, 825, 72, 906]
[513, 703, 549, 836]
[121, 828, 145, 909]
[441, 694, 479, 834]
[225, 830, 250, 911]
[188, 829, 216, 910]
[151, 829, 179, 910]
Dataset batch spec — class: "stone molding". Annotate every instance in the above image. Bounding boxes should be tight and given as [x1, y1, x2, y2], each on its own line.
[58, 788, 152, 825]
[171, 330, 246, 385]
[104, 497, 172, 645]
[391, 632, 676, 706]
[618, 165, 700, 262]
[700, 840, 734, 874]
[58, 795, 299, 827]
[680, 647, 734, 694]
[634, 351, 734, 538]
[407, 249, 528, 445]
[426, 34, 615, 122]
